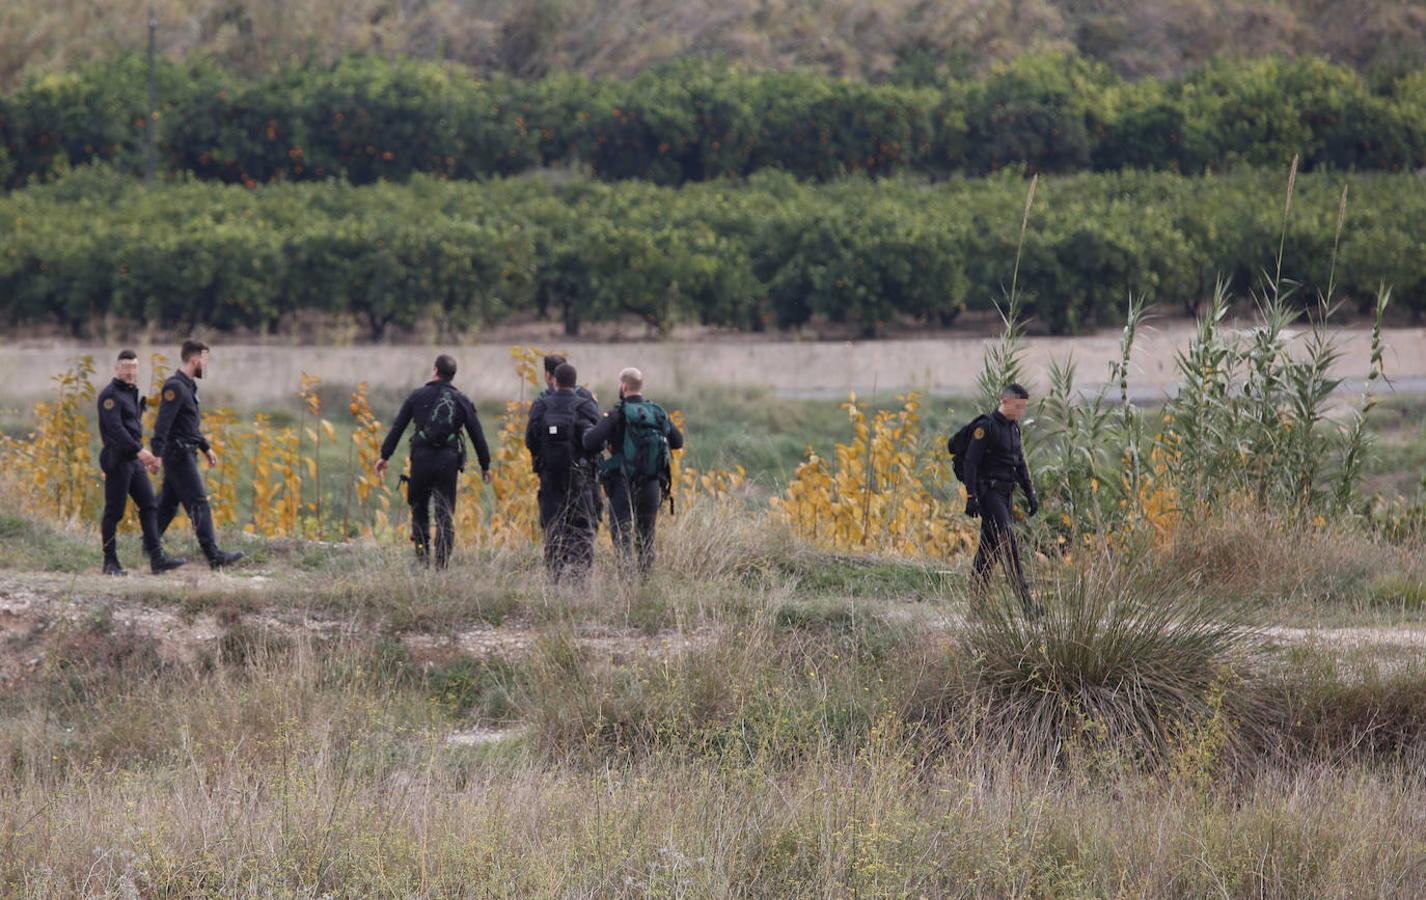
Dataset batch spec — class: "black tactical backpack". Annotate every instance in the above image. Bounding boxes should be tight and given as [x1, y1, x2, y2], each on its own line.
[417, 388, 462, 449]
[947, 414, 989, 485]
[537, 399, 583, 476]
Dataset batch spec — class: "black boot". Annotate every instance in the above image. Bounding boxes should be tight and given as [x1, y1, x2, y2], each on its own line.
[150, 551, 187, 574]
[208, 549, 246, 570]
[103, 557, 127, 577]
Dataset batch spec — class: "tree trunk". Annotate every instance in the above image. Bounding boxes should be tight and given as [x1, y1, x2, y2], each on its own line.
[562, 298, 580, 336]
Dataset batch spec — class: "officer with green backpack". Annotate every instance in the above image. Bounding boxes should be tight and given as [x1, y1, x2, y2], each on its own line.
[377, 354, 492, 568]
[582, 366, 684, 576]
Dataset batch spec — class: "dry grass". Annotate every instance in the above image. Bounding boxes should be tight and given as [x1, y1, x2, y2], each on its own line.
[1143, 505, 1426, 618]
[6, 631, 1426, 896]
[4, 499, 1426, 894]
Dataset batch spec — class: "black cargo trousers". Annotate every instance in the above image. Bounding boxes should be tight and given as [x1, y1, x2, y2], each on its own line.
[971, 480, 1032, 606]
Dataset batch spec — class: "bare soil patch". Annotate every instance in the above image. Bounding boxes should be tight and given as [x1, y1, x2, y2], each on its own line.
[3, 325, 1423, 408]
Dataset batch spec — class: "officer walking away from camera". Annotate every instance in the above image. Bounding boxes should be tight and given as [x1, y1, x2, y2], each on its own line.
[953, 383, 1040, 616]
[582, 367, 684, 577]
[539, 354, 603, 529]
[97, 350, 185, 576]
[152, 340, 246, 570]
[376, 354, 491, 569]
[527, 362, 600, 581]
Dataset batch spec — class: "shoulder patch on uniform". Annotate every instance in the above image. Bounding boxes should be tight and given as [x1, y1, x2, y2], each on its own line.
[163, 389, 176, 401]
[103, 398, 115, 410]
[973, 426, 986, 440]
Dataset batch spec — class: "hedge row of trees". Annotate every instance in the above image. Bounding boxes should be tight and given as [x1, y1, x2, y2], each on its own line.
[4, 53, 1426, 190]
[2, 166, 1422, 339]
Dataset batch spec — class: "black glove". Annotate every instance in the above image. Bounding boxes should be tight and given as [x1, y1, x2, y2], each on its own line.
[1026, 493, 1040, 517]
[965, 495, 979, 518]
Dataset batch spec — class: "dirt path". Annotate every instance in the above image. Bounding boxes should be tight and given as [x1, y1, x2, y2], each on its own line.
[0, 571, 722, 690]
[6, 570, 1426, 684]
[1258, 624, 1426, 649]
[3, 325, 1423, 408]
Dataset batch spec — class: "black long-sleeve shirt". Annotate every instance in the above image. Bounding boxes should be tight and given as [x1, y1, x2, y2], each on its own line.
[380, 380, 491, 471]
[97, 378, 145, 460]
[582, 394, 685, 454]
[962, 409, 1033, 499]
[150, 370, 209, 459]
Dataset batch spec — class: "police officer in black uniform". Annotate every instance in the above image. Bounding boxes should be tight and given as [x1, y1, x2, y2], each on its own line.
[582, 367, 684, 576]
[539, 354, 603, 529]
[96, 350, 185, 576]
[526, 362, 600, 581]
[963, 383, 1040, 615]
[152, 340, 246, 570]
[377, 354, 491, 569]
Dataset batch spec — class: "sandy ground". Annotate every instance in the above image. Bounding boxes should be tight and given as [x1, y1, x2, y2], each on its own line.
[4, 569, 1423, 695]
[5, 568, 1422, 748]
[0, 571, 720, 691]
[2, 324, 1423, 408]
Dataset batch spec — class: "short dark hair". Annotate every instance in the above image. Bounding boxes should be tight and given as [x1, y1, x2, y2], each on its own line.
[434, 354, 457, 381]
[1003, 383, 1030, 400]
[554, 363, 577, 388]
[117, 349, 138, 362]
[180, 340, 209, 362]
[544, 354, 567, 376]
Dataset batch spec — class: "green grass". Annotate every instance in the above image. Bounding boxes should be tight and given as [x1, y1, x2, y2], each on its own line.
[1363, 394, 1426, 496]
[0, 511, 96, 572]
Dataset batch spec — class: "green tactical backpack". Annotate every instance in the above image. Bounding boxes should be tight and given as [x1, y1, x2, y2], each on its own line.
[614, 400, 671, 484]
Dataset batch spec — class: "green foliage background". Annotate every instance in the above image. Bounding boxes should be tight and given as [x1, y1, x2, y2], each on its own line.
[3, 54, 1425, 191]
[3, 166, 1423, 338]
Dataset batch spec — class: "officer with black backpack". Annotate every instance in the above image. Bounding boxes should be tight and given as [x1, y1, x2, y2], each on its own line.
[377, 354, 492, 569]
[947, 383, 1041, 616]
[526, 362, 601, 581]
[538, 354, 604, 530]
[582, 366, 684, 577]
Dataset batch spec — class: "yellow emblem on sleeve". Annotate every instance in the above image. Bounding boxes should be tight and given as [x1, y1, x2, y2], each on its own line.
[163, 389, 176, 401]
[973, 426, 986, 440]
[103, 398, 115, 410]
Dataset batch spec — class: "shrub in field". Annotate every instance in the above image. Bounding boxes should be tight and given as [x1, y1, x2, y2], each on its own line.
[771, 393, 977, 558]
[0, 356, 98, 523]
[958, 563, 1253, 762]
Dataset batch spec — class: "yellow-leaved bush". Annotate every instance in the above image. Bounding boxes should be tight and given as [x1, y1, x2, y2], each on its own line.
[770, 392, 977, 558]
[0, 348, 748, 551]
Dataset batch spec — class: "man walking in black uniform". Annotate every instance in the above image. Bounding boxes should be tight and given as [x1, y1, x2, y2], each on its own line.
[962, 383, 1040, 614]
[377, 354, 492, 569]
[526, 362, 600, 581]
[97, 350, 185, 576]
[582, 367, 684, 577]
[152, 340, 246, 570]
[539, 354, 603, 529]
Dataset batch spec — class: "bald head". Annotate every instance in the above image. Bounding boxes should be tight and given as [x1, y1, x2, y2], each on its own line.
[619, 367, 644, 396]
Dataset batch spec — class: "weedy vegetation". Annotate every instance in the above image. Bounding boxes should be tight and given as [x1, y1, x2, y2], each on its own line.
[2, 164, 1426, 896]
